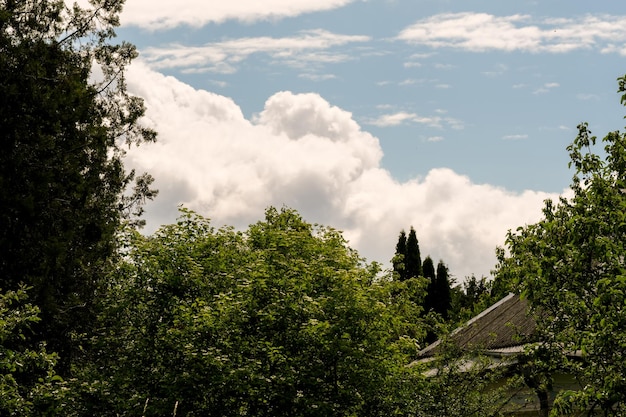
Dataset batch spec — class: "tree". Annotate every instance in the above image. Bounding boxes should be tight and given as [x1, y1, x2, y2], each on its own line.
[494, 75, 626, 415]
[84, 208, 425, 416]
[0, 287, 67, 416]
[449, 275, 494, 324]
[434, 260, 452, 320]
[406, 227, 422, 279]
[0, 0, 156, 373]
[410, 340, 523, 417]
[393, 230, 408, 281]
[393, 227, 422, 282]
[422, 256, 436, 313]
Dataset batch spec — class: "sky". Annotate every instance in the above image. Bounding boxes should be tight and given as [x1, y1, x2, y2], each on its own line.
[84, 0, 626, 281]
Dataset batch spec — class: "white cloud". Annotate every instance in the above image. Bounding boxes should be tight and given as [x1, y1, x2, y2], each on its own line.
[124, 63, 564, 280]
[404, 62, 423, 68]
[89, 0, 356, 29]
[368, 111, 418, 127]
[367, 111, 463, 129]
[502, 134, 528, 140]
[577, 93, 600, 101]
[533, 82, 560, 95]
[482, 64, 509, 77]
[409, 53, 436, 59]
[208, 79, 228, 88]
[397, 13, 626, 54]
[298, 73, 337, 81]
[141, 30, 370, 73]
[427, 136, 444, 142]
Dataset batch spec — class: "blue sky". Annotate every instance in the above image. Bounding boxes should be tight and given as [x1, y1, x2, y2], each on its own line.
[90, 0, 626, 280]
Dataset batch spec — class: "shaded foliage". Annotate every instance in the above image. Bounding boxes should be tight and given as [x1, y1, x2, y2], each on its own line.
[0, 0, 156, 373]
[449, 275, 494, 324]
[393, 227, 422, 282]
[405, 227, 422, 280]
[393, 230, 408, 281]
[433, 261, 451, 320]
[0, 287, 66, 416]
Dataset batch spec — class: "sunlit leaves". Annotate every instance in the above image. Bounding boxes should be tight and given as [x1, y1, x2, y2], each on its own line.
[495, 75, 626, 415]
[86, 208, 424, 416]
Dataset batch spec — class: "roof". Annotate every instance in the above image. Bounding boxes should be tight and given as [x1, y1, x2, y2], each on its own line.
[417, 293, 538, 359]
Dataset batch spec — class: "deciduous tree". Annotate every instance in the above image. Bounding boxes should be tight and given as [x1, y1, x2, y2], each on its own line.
[86, 208, 424, 416]
[0, 0, 156, 373]
[0, 288, 66, 416]
[494, 75, 626, 415]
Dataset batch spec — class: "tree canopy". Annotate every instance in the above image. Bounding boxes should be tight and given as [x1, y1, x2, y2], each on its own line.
[393, 230, 408, 281]
[0, 0, 156, 373]
[81, 208, 427, 416]
[10, 2, 626, 416]
[494, 75, 626, 416]
[405, 227, 422, 280]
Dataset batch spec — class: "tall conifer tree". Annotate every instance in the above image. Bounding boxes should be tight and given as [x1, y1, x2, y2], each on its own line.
[405, 227, 422, 279]
[393, 230, 408, 281]
[422, 256, 436, 312]
[435, 260, 452, 320]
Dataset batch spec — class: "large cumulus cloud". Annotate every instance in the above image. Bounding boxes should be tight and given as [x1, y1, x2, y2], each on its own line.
[125, 62, 563, 280]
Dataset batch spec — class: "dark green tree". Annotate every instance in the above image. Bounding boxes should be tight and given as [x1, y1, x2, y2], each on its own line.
[434, 260, 452, 320]
[405, 227, 422, 279]
[494, 75, 626, 415]
[392, 230, 408, 281]
[0, 0, 156, 374]
[450, 275, 494, 323]
[422, 256, 436, 313]
[0, 287, 67, 416]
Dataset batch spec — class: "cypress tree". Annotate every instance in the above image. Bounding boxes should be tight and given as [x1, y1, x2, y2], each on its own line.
[393, 230, 408, 281]
[405, 227, 422, 279]
[422, 256, 436, 312]
[435, 260, 452, 320]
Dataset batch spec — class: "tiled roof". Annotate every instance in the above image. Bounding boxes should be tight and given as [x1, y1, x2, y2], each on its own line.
[418, 293, 538, 358]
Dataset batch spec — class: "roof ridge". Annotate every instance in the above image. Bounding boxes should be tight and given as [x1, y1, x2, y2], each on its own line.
[417, 293, 525, 357]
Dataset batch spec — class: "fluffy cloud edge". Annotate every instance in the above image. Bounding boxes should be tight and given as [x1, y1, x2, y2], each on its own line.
[397, 12, 626, 55]
[124, 62, 567, 280]
[124, 0, 356, 29]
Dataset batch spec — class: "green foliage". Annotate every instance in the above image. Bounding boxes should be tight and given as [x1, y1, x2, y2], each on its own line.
[421, 257, 436, 313]
[433, 261, 451, 320]
[0, 287, 67, 416]
[83, 208, 425, 416]
[408, 340, 523, 417]
[392, 230, 408, 281]
[449, 275, 494, 324]
[422, 257, 452, 320]
[495, 74, 626, 416]
[0, 0, 156, 373]
[405, 228, 422, 280]
[393, 227, 422, 282]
